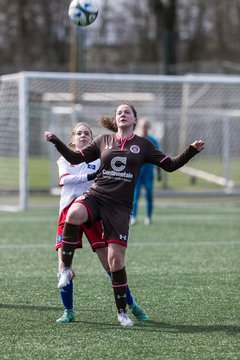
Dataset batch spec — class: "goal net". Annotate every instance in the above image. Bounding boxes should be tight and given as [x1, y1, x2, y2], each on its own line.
[0, 71, 239, 210]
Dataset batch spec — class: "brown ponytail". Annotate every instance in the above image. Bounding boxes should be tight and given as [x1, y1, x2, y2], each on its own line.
[97, 115, 118, 132]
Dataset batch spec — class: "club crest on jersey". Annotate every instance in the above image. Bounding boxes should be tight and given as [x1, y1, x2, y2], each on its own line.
[130, 145, 140, 154]
[87, 164, 96, 170]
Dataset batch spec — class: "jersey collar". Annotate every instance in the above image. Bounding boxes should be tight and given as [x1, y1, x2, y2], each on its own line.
[115, 133, 135, 141]
[115, 133, 135, 150]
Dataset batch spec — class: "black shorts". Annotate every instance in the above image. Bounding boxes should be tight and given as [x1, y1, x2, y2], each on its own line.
[74, 192, 131, 247]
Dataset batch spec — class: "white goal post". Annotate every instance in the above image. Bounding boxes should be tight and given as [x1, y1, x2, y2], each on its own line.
[0, 71, 240, 211]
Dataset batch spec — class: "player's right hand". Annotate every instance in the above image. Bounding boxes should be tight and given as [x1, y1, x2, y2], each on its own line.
[44, 132, 60, 144]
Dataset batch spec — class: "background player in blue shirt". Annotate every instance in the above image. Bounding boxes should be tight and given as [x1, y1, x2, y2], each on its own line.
[131, 119, 161, 225]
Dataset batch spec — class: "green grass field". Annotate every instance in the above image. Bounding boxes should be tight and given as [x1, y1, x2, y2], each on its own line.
[0, 197, 239, 360]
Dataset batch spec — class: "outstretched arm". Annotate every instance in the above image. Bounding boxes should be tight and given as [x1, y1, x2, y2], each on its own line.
[45, 131, 85, 165]
[159, 140, 205, 172]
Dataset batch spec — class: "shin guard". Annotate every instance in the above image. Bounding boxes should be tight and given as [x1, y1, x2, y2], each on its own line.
[112, 267, 127, 313]
[61, 222, 78, 267]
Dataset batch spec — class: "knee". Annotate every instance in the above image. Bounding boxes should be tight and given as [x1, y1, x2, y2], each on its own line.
[66, 204, 87, 225]
[66, 210, 79, 224]
[108, 254, 124, 272]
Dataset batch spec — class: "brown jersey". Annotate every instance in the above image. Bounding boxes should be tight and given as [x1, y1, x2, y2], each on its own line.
[52, 132, 199, 209]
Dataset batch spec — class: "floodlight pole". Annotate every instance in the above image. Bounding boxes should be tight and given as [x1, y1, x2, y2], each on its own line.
[70, 25, 86, 73]
[163, 0, 176, 75]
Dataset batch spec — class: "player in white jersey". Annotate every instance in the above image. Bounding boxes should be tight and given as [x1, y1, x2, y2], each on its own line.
[55, 122, 148, 324]
[58, 156, 101, 215]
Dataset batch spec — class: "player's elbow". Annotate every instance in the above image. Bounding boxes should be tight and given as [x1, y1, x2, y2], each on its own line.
[162, 165, 175, 173]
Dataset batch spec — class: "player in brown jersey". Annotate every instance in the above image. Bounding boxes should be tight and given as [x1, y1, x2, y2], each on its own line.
[56, 122, 148, 324]
[45, 103, 205, 327]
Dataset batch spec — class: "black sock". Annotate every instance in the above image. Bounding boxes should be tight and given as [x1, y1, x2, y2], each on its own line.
[112, 267, 127, 313]
[61, 222, 78, 267]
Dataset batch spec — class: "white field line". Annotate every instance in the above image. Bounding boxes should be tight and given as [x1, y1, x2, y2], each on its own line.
[0, 214, 239, 223]
[132, 215, 239, 222]
[0, 217, 57, 223]
[0, 240, 239, 249]
[0, 244, 52, 248]
[129, 240, 240, 246]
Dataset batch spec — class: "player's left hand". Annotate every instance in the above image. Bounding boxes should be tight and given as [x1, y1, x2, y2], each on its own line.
[191, 140, 205, 152]
[87, 170, 99, 181]
[44, 131, 53, 141]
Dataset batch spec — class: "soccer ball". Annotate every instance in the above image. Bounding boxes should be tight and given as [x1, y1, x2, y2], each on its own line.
[68, 0, 98, 27]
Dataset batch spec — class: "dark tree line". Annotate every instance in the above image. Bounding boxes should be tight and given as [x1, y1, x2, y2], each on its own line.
[0, 0, 240, 75]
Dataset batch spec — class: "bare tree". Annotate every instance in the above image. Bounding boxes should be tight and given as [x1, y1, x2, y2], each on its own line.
[0, 0, 70, 72]
[0, 0, 240, 75]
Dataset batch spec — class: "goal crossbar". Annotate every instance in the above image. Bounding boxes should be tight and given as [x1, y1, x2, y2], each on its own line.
[0, 71, 239, 211]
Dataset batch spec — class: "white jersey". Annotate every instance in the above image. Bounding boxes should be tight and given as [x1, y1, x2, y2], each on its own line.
[57, 156, 101, 214]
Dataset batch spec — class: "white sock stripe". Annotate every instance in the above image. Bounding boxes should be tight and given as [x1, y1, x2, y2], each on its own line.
[112, 283, 128, 288]
[62, 240, 77, 245]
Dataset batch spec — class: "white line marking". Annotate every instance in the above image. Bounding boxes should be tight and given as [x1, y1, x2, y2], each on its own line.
[0, 217, 57, 223]
[0, 244, 52, 248]
[0, 241, 238, 249]
[0, 214, 239, 223]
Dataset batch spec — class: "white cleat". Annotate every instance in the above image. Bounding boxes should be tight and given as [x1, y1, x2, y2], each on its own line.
[130, 217, 136, 226]
[58, 268, 73, 290]
[144, 217, 151, 225]
[117, 310, 134, 327]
